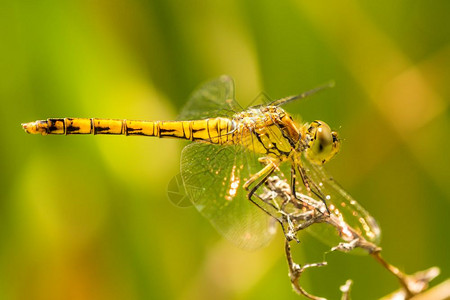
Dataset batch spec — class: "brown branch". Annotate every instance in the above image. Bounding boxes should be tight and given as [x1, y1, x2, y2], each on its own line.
[258, 176, 442, 300]
[285, 239, 328, 300]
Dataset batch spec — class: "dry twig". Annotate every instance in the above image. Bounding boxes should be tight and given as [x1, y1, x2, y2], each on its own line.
[258, 176, 442, 299]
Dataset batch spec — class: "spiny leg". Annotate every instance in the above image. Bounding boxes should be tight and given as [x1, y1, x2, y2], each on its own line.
[264, 166, 304, 243]
[290, 166, 298, 202]
[249, 187, 288, 235]
[244, 157, 278, 197]
[243, 157, 292, 237]
[297, 164, 331, 215]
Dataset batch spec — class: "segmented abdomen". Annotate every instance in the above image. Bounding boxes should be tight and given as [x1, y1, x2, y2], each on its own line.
[22, 117, 236, 144]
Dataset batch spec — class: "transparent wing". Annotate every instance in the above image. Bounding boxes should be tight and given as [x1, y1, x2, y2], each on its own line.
[177, 75, 242, 120]
[246, 91, 273, 108]
[300, 157, 381, 246]
[269, 81, 335, 107]
[181, 142, 276, 250]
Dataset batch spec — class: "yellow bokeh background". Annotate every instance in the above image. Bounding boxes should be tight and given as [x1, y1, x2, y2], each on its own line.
[1, 1, 449, 299]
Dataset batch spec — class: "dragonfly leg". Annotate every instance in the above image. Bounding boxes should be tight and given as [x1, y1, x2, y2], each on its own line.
[243, 157, 278, 191]
[243, 157, 285, 228]
[297, 165, 331, 215]
[250, 189, 287, 235]
[290, 166, 298, 201]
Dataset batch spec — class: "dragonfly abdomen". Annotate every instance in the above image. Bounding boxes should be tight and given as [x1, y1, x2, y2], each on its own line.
[22, 117, 236, 144]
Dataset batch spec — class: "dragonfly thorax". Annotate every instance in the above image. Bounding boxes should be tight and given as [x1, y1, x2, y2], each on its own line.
[229, 106, 340, 166]
[232, 106, 301, 159]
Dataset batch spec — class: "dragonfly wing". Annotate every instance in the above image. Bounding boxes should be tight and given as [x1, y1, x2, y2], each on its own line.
[181, 142, 276, 250]
[300, 157, 381, 246]
[177, 75, 241, 120]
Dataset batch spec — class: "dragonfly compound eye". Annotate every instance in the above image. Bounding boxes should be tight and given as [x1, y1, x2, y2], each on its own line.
[306, 121, 340, 165]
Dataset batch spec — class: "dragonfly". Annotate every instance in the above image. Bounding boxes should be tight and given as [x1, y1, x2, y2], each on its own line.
[22, 75, 380, 250]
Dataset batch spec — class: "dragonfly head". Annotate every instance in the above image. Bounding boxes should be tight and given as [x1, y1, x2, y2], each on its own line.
[305, 120, 340, 165]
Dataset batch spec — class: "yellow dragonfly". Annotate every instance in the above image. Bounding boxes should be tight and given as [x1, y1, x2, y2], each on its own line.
[22, 75, 380, 250]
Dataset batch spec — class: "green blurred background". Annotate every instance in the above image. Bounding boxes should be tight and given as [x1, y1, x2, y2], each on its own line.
[1, 0, 449, 299]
